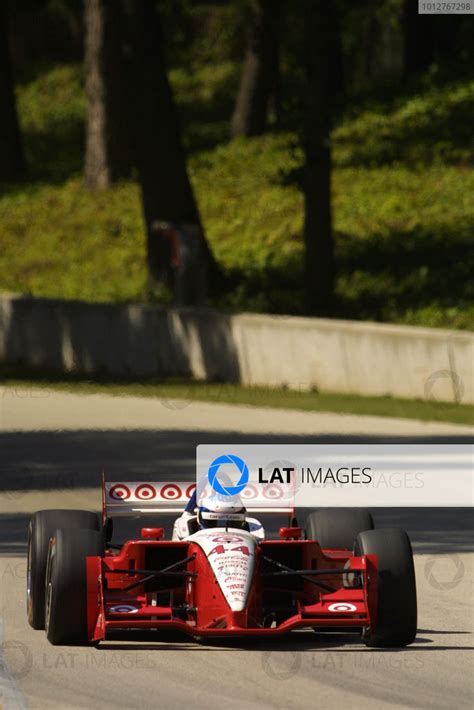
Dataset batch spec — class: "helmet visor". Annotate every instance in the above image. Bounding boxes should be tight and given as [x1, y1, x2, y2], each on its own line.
[199, 511, 246, 529]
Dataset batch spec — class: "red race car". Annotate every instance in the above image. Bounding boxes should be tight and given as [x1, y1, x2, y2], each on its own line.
[27, 478, 417, 647]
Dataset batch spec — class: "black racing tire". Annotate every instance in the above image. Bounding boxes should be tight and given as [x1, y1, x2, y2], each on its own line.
[305, 509, 374, 550]
[45, 528, 104, 645]
[355, 528, 417, 648]
[27, 510, 99, 630]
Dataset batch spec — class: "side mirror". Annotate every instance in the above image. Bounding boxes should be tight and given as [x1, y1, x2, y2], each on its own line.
[279, 526, 302, 540]
[141, 527, 164, 540]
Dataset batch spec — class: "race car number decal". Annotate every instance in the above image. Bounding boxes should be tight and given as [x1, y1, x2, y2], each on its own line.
[327, 603, 357, 612]
[208, 545, 250, 557]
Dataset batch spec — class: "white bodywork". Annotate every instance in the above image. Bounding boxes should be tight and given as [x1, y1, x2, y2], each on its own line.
[171, 512, 264, 612]
[189, 528, 258, 612]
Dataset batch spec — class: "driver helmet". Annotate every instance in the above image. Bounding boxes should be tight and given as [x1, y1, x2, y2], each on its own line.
[198, 494, 247, 530]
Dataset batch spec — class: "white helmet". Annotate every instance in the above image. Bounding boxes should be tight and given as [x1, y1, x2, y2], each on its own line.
[198, 494, 247, 530]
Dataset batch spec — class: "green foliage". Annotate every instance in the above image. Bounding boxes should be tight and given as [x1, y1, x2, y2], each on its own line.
[16, 64, 85, 181]
[1, 63, 472, 330]
[170, 62, 239, 150]
[194, 139, 474, 327]
[160, 1, 245, 70]
[182, 3, 244, 67]
[335, 80, 474, 166]
[0, 179, 146, 302]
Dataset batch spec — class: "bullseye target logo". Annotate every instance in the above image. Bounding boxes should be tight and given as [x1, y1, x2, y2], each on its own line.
[259, 459, 299, 500]
[135, 484, 156, 500]
[185, 484, 196, 498]
[109, 604, 139, 614]
[107, 483, 196, 503]
[327, 602, 357, 612]
[240, 484, 258, 500]
[160, 484, 182, 500]
[109, 484, 131, 500]
[262, 483, 285, 500]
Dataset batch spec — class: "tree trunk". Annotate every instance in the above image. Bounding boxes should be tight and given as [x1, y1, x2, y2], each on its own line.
[231, 0, 281, 138]
[302, 0, 343, 315]
[402, 0, 434, 76]
[121, 0, 214, 303]
[84, 0, 131, 188]
[0, 6, 26, 183]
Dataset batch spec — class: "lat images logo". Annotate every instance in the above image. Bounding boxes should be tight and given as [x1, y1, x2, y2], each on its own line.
[208, 454, 249, 496]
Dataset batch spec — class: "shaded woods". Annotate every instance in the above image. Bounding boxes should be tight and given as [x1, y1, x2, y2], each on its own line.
[1, 0, 473, 327]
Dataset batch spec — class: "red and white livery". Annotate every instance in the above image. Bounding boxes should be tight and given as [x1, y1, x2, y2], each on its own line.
[26, 476, 417, 648]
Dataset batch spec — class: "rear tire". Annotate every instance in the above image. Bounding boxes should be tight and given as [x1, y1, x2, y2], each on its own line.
[27, 510, 99, 630]
[355, 528, 417, 647]
[45, 528, 104, 645]
[305, 509, 374, 550]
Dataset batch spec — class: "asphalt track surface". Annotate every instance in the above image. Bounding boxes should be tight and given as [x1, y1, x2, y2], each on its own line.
[0, 387, 473, 710]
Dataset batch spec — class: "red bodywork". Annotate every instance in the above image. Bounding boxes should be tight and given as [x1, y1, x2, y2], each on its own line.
[86, 536, 378, 642]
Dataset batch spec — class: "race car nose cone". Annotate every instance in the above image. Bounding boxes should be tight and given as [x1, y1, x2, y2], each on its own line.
[228, 599, 246, 613]
[192, 529, 256, 613]
[228, 610, 248, 627]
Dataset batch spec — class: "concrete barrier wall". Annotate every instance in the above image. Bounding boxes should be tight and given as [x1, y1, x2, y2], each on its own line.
[0, 293, 472, 404]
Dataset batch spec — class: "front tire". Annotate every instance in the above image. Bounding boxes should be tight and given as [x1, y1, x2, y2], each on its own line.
[27, 510, 99, 630]
[45, 528, 104, 645]
[305, 509, 374, 550]
[355, 528, 417, 647]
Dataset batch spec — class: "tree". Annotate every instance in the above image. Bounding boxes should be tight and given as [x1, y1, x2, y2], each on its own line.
[121, 0, 214, 303]
[84, 0, 131, 188]
[302, 0, 343, 315]
[231, 0, 281, 138]
[0, 5, 26, 182]
[402, 0, 434, 76]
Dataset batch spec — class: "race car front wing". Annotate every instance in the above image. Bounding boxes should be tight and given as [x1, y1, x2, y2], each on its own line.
[86, 540, 378, 641]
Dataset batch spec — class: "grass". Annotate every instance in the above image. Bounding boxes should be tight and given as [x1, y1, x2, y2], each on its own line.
[16, 64, 85, 182]
[0, 62, 473, 329]
[0, 179, 147, 303]
[334, 79, 474, 167]
[0, 366, 472, 426]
